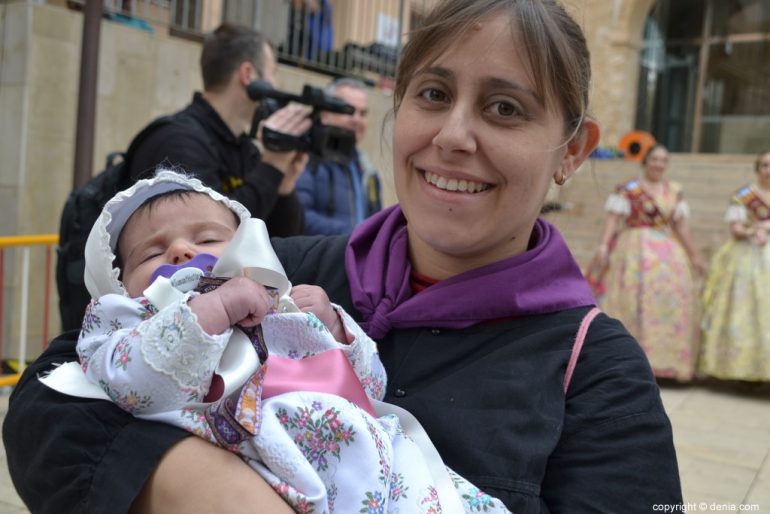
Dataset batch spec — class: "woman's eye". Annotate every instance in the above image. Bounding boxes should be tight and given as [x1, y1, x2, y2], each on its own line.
[418, 87, 448, 103]
[489, 101, 518, 117]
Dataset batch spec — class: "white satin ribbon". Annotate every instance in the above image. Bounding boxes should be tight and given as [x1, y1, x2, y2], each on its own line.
[372, 399, 465, 514]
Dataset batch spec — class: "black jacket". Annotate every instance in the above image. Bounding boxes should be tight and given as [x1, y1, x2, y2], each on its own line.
[4, 235, 682, 514]
[129, 93, 303, 237]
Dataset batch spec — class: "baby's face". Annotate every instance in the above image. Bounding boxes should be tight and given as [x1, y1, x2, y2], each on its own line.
[118, 194, 238, 297]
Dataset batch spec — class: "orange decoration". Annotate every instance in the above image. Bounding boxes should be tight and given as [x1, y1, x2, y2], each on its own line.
[618, 131, 656, 162]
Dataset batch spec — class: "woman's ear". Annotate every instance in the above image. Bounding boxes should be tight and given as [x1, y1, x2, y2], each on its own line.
[561, 117, 601, 179]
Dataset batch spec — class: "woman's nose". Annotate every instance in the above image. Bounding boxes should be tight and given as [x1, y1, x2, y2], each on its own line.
[431, 105, 477, 154]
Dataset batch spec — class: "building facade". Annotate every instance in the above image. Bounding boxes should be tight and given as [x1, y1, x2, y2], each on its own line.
[0, 0, 767, 348]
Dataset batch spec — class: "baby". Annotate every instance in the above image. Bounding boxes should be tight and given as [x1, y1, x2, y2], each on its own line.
[70, 170, 510, 514]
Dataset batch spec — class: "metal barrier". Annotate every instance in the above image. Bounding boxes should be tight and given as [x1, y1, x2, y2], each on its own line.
[278, 0, 404, 83]
[66, 0, 411, 84]
[0, 235, 59, 388]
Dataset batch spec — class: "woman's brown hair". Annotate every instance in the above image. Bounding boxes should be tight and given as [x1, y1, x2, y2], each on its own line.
[393, 0, 591, 135]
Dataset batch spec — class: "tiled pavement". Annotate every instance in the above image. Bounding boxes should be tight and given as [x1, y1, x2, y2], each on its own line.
[1, 381, 769, 513]
[660, 380, 770, 511]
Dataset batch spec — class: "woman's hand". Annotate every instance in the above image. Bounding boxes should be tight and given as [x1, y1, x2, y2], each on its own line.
[129, 437, 294, 514]
[689, 253, 707, 277]
[593, 244, 610, 269]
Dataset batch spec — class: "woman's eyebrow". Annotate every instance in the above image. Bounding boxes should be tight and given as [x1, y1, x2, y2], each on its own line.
[415, 66, 543, 104]
[481, 76, 542, 104]
[415, 66, 453, 80]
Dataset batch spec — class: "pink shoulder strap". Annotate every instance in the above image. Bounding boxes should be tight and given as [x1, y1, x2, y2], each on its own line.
[563, 307, 601, 394]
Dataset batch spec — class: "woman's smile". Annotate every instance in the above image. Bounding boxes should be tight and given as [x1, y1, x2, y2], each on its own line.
[422, 168, 493, 194]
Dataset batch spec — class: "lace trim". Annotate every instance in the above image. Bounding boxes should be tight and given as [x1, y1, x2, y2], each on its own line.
[334, 306, 387, 400]
[90, 206, 127, 296]
[725, 204, 748, 224]
[139, 300, 228, 389]
[673, 200, 690, 221]
[604, 193, 630, 215]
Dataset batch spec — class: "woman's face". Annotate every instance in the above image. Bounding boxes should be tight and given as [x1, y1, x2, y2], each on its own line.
[643, 147, 669, 182]
[756, 152, 770, 188]
[393, 15, 589, 278]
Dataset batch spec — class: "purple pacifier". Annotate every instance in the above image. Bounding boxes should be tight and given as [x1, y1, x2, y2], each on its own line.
[149, 253, 219, 293]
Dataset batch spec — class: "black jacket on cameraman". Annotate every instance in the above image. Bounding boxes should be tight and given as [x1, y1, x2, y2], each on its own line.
[128, 92, 304, 237]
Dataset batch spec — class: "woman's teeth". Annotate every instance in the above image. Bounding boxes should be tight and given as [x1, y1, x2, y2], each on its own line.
[424, 170, 490, 193]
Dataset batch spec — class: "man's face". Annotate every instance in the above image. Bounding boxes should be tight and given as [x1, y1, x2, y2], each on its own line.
[321, 85, 369, 143]
[259, 43, 277, 87]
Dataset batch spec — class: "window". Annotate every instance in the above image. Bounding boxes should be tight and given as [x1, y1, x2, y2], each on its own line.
[636, 0, 770, 153]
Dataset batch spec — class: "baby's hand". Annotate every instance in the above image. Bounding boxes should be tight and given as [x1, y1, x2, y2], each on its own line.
[190, 277, 273, 335]
[291, 284, 348, 343]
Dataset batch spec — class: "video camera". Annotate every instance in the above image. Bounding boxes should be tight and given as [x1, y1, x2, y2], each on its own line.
[247, 80, 357, 165]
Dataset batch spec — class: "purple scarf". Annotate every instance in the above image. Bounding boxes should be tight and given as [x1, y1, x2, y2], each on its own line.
[345, 205, 595, 339]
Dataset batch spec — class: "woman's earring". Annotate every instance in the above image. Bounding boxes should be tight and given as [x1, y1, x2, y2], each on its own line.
[554, 169, 566, 186]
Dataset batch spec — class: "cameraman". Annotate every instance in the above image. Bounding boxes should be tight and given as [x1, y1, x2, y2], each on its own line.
[128, 22, 311, 237]
[296, 78, 382, 235]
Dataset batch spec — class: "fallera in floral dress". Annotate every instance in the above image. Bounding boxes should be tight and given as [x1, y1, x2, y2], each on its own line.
[600, 178, 698, 381]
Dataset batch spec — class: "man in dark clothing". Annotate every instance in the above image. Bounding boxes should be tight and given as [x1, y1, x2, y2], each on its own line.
[55, 23, 311, 332]
[129, 23, 311, 237]
[296, 78, 381, 235]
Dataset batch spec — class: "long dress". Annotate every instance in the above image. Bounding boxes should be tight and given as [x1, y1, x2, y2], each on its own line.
[601, 178, 698, 381]
[700, 185, 770, 381]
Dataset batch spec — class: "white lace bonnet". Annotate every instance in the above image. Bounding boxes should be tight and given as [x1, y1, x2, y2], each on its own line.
[84, 169, 252, 298]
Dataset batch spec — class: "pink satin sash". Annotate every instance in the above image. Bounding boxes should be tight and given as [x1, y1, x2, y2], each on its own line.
[261, 349, 376, 417]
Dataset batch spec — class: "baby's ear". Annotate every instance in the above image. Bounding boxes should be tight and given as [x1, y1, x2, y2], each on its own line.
[562, 118, 600, 179]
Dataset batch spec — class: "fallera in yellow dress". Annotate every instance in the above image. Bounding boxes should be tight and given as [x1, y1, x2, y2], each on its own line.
[700, 184, 770, 382]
